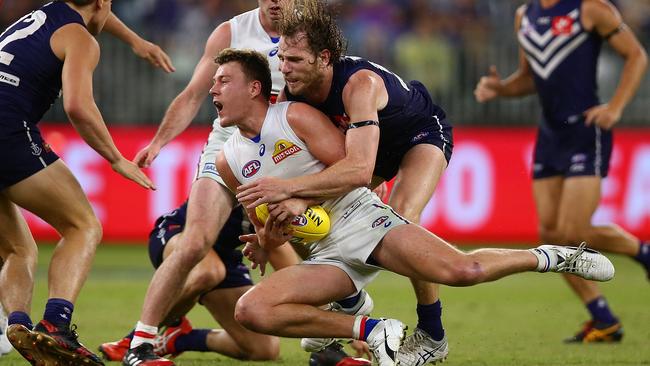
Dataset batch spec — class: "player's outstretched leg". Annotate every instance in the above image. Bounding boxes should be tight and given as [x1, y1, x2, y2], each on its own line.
[532, 242, 615, 281]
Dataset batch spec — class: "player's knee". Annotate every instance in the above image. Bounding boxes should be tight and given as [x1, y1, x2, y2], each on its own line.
[442, 257, 484, 286]
[234, 293, 275, 334]
[179, 234, 216, 266]
[188, 268, 224, 294]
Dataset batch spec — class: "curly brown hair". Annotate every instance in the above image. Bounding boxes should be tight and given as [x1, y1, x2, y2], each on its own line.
[279, 0, 347, 65]
[214, 48, 272, 102]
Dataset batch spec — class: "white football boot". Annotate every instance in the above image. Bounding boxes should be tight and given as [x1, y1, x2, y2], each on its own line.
[0, 303, 13, 356]
[301, 289, 374, 352]
[533, 242, 615, 281]
[366, 319, 407, 366]
[397, 328, 448, 365]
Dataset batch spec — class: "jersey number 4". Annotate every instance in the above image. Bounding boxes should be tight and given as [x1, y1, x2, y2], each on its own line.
[0, 10, 47, 66]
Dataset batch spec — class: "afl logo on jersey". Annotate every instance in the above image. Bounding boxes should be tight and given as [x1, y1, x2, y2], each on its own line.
[551, 16, 573, 35]
[269, 47, 279, 57]
[372, 216, 389, 228]
[242, 160, 261, 178]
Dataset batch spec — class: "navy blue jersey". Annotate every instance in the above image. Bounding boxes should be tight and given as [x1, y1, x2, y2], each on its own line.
[0, 1, 84, 132]
[519, 0, 602, 126]
[284, 56, 451, 179]
[149, 202, 252, 266]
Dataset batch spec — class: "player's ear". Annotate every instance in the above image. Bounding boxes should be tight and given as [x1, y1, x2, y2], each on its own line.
[318, 49, 331, 67]
[250, 80, 262, 99]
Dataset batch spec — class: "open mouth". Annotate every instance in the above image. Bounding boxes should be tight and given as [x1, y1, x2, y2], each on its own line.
[213, 101, 223, 112]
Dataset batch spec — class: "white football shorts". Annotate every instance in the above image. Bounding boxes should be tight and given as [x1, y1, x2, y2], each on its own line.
[302, 188, 410, 291]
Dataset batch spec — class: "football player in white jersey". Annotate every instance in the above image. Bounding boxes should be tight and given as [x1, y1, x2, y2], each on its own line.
[211, 48, 616, 366]
[120, 1, 302, 365]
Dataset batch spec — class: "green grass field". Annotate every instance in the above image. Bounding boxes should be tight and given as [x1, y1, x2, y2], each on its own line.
[2, 244, 649, 365]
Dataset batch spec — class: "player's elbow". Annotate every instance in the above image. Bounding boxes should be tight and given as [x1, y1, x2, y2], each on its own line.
[63, 99, 90, 122]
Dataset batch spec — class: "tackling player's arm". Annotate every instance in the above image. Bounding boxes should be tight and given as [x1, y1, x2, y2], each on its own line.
[134, 22, 232, 167]
[103, 12, 175, 73]
[285, 71, 383, 198]
[52, 24, 154, 190]
[474, 5, 537, 102]
[582, 0, 648, 129]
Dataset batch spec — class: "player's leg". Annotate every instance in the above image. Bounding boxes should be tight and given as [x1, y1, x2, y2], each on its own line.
[4, 160, 104, 365]
[195, 286, 280, 360]
[160, 233, 226, 324]
[0, 194, 37, 329]
[234, 264, 407, 365]
[138, 179, 233, 326]
[553, 176, 624, 342]
[388, 144, 449, 365]
[371, 223, 613, 285]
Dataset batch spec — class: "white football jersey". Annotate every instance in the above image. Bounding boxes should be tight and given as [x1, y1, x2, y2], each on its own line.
[230, 8, 284, 94]
[223, 102, 368, 211]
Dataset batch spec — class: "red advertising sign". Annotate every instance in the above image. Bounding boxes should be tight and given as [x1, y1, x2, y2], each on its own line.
[28, 125, 650, 244]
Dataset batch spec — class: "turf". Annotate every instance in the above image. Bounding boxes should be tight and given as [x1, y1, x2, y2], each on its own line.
[2, 244, 649, 365]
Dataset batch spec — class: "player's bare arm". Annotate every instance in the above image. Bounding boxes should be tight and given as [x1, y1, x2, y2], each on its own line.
[236, 100, 359, 207]
[103, 12, 175, 73]
[134, 22, 232, 167]
[237, 72, 383, 208]
[52, 24, 155, 190]
[582, 0, 648, 129]
[475, 5, 536, 102]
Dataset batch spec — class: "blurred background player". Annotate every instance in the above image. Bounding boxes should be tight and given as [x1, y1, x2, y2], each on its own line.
[474, 0, 648, 343]
[0, 0, 166, 364]
[99, 201, 281, 363]
[236, 1, 452, 364]
[121, 1, 305, 365]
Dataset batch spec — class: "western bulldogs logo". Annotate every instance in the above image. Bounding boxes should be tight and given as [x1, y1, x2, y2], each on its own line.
[242, 160, 261, 178]
[372, 216, 389, 228]
[291, 215, 308, 227]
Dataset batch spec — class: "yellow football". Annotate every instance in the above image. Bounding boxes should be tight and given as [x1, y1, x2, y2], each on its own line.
[255, 203, 331, 244]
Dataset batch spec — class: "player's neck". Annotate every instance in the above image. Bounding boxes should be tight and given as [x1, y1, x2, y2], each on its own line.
[304, 68, 334, 105]
[539, 0, 560, 9]
[259, 14, 280, 38]
[237, 103, 269, 139]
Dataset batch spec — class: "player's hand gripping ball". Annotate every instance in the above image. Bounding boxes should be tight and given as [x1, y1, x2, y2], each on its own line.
[255, 203, 330, 244]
